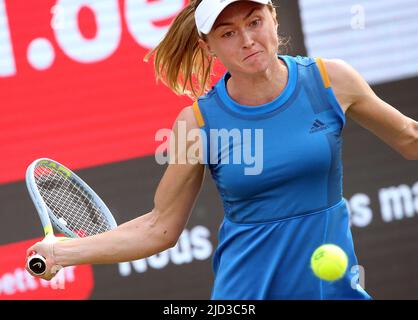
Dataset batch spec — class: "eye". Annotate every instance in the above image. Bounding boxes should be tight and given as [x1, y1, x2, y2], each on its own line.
[250, 18, 261, 27]
[222, 31, 235, 38]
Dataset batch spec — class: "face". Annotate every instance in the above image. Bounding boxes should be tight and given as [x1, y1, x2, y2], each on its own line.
[199, 1, 279, 76]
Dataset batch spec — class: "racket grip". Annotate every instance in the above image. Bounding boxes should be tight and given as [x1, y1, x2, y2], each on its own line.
[27, 253, 47, 276]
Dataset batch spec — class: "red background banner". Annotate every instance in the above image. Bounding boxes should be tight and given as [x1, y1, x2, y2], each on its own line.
[0, 238, 94, 299]
[1, 0, 196, 184]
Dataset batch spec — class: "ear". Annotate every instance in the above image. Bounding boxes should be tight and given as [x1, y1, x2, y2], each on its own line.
[270, 8, 279, 29]
[273, 14, 279, 29]
[198, 38, 216, 58]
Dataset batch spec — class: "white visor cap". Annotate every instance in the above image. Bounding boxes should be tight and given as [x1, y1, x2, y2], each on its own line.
[195, 0, 271, 36]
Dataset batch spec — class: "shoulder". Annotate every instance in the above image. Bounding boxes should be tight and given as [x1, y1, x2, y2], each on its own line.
[319, 58, 373, 111]
[321, 58, 357, 80]
[172, 104, 203, 131]
[320, 58, 368, 91]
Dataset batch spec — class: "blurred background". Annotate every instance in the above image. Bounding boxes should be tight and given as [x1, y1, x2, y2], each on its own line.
[1, 0, 417, 299]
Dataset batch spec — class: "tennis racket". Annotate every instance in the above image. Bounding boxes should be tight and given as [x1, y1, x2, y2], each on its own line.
[26, 158, 117, 276]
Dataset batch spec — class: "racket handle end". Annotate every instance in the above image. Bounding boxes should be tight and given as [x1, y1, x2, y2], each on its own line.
[27, 254, 47, 276]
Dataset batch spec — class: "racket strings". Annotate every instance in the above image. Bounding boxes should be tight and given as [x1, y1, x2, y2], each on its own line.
[34, 165, 112, 237]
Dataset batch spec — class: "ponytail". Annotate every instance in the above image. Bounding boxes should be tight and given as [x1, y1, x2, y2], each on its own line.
[144, 0, 212, 100]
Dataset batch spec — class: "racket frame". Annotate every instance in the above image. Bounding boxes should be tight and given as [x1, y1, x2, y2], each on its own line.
[26, 158, 117, 238]
[26, 158, 117, 275]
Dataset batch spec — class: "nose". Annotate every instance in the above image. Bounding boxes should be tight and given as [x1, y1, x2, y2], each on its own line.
[241, 30, 255, 49]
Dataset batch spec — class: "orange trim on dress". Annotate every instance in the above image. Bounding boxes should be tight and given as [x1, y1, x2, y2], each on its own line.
[192, 101, 205, 127]
[315, 57, 331, 89]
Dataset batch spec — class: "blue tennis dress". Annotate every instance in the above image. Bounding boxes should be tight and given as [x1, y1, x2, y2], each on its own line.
[193, 55, 371, 300]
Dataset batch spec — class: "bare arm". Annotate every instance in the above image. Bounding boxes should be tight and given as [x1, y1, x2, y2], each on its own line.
[324, 58, 418, 160]
[26, 106, 206, 279]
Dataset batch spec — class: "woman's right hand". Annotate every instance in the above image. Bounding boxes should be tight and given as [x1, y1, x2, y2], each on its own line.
[25, 238, 62, 281]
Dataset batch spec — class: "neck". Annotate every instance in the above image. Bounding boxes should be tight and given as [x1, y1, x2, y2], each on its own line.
[226, 56, 288, 106]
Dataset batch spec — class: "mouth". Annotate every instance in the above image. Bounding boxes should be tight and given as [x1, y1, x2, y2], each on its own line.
[243, 51, 262, 61]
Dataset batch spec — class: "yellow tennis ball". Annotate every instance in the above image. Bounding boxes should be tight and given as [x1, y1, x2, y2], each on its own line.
[311, 244, 348, 281]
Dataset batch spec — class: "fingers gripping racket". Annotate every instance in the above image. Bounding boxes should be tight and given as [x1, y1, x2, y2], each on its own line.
[26, 158, 117, 276]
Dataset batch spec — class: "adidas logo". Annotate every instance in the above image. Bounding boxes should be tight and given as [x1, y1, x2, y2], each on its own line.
[310, 119, 329, 133]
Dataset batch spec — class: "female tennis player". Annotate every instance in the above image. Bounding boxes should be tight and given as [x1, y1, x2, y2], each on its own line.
[26, 0, 418, 299]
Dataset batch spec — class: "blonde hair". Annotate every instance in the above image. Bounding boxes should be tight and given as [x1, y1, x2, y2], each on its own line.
[144, 1, 278, 100]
